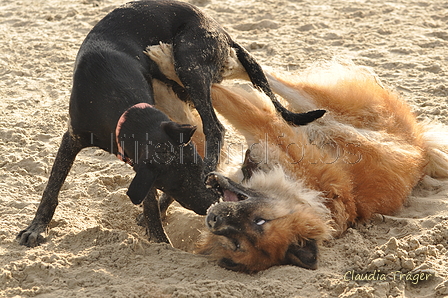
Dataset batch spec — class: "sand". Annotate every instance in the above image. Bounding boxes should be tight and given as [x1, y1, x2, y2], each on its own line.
[1, 0, 447, 297]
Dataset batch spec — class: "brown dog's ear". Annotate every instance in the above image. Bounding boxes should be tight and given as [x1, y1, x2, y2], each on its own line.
[284, 239, 319, 270]
[161, 121, 197, 146]
[218, 258, 247, 272]
[127, 164, 158, 205]
[241, 149, 258, 182]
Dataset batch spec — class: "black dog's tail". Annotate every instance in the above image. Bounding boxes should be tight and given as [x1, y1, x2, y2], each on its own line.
[232, 42, 325, 126]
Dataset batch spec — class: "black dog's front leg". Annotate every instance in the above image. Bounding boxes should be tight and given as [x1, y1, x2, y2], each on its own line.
[158, 193, 174, 220]
[136, 193, 173, 227]
[142, 188, 170, 244]
[17, 131, 84, 247]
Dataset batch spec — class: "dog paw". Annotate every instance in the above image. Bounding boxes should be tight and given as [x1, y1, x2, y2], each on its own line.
[16, 224, 46, 247]
[221, 48, 248, 80]
[144, 43, 180, 84]
[158, 42, 174, 57]
[145, 42, 172, 61]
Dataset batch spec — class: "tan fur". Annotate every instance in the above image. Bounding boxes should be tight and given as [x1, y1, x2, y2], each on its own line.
[197, 63, 448, 271]
[210, 83, 359, 231]
[207, 63, 447, 230]
[147, 46, 448, 271]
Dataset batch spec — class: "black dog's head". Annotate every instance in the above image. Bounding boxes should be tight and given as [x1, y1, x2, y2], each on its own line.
[118, 106, 219, 215]
[196, 171, 332, 272]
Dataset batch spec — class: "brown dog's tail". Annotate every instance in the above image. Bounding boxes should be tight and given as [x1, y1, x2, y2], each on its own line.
[421, 121, 448, 178]
[232, 42, 325, 126]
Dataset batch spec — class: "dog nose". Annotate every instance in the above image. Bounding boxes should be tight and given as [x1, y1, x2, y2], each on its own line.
[206, 211, 222, 230]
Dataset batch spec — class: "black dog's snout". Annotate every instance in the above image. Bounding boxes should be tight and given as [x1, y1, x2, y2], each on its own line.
[205, 172, 219, 188]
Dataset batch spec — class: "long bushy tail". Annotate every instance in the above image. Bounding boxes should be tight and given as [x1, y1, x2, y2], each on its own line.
[421, 121, 448, 178]
[232, 42, 325, 126]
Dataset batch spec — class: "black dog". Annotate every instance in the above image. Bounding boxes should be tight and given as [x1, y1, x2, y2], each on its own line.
[17, 0, 323, 247]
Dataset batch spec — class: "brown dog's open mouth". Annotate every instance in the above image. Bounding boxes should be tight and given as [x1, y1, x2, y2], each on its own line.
[205, 173, 251, 213]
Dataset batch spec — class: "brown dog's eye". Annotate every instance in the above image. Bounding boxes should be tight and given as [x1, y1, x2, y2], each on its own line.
[254, 218, 266, 226]
[232, 238, 241, 250]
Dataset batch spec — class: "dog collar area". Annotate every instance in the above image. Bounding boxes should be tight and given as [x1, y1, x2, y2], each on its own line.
[115, 102, 153, 166]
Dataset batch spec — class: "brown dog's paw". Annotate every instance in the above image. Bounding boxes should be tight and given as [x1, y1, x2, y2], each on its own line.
[144, 43, 181, 86]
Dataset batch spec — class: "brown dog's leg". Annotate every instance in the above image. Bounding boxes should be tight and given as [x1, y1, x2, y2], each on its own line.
[17, 131, 84, 247]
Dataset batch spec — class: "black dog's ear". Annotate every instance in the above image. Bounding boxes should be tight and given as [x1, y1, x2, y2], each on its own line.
[284, 239, 319, 270]
[161, 121, 197, 146]
[127, 164, 158, 205]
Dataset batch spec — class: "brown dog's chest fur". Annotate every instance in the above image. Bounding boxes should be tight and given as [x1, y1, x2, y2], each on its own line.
[210, 68, 428, 233]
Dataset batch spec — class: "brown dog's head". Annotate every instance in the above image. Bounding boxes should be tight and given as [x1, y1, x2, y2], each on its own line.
[197, 170, 332, 273]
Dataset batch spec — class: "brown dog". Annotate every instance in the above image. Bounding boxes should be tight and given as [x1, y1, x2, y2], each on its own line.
[149, 48, 448, 272]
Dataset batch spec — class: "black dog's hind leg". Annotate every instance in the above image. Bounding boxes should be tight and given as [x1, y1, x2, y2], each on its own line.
[232, 43, 326, 125]
[142, 189, 170, 243]
[172, 35, 226, 173]
[182, 83, 224, 173]
[17, 131, 85, 247]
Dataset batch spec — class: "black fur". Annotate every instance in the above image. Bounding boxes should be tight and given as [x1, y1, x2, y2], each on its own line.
[17, 0, 323, 248]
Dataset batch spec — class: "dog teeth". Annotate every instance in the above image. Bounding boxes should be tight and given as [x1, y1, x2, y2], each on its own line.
[206, 184, 212, 189]
[206, 201, 222, 214]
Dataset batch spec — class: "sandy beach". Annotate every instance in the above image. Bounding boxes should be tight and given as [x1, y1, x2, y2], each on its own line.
[1, 0, 447, 297]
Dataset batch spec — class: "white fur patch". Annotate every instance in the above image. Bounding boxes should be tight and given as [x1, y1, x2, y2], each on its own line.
[243, 166, 331, 220]
[221, 48, 248, 80]
[420, 120, 448, 178]
[265, 71, 317, 112]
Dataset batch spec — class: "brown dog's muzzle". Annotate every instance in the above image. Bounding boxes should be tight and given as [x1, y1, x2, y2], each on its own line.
[204, 172, 265, 235]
